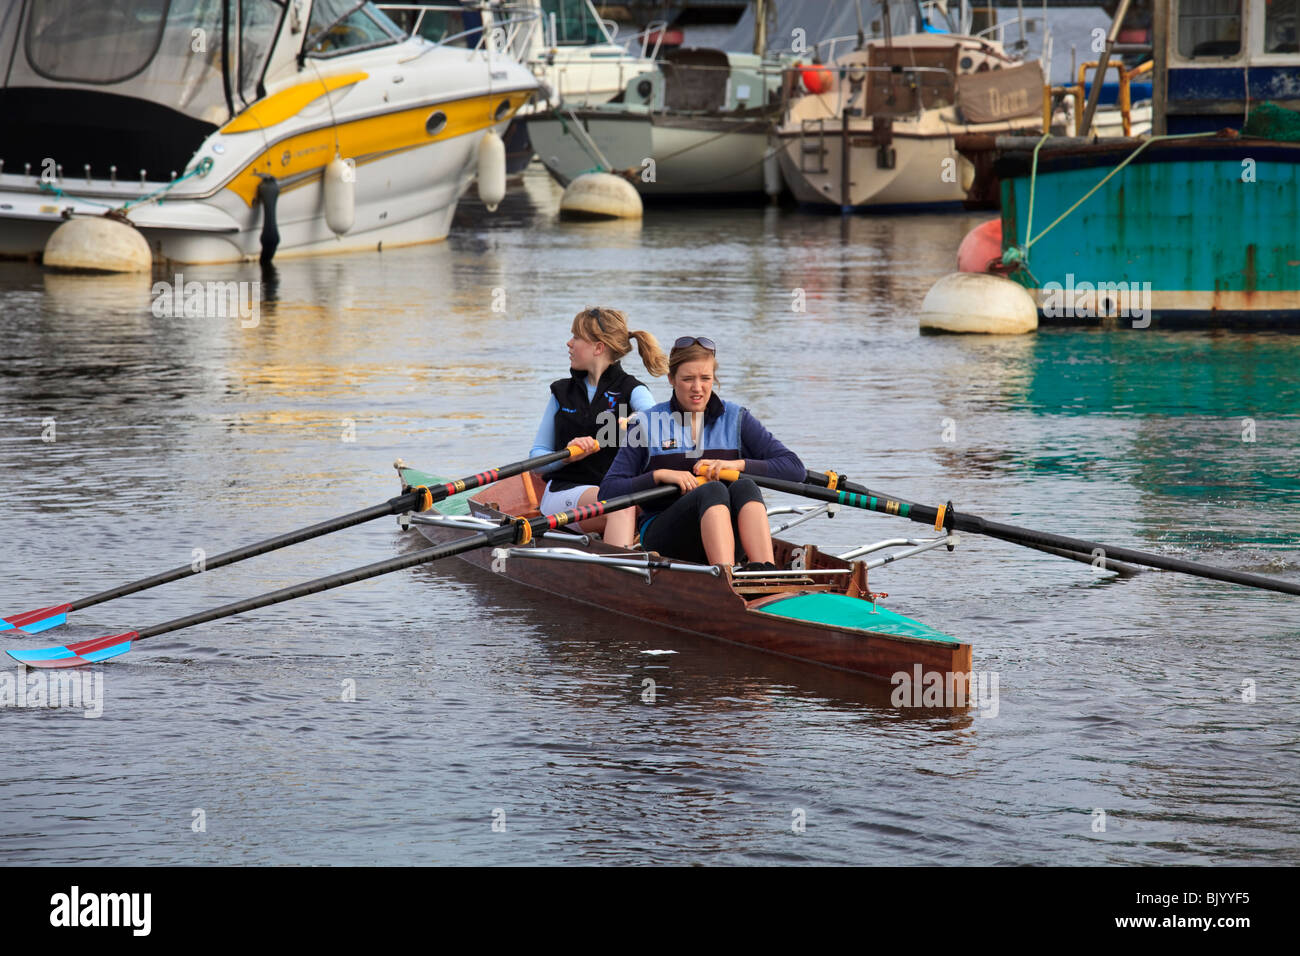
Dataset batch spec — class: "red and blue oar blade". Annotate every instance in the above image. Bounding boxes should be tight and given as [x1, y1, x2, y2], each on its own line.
[6, 632, 136, 669]
[0, 604, 73, 636]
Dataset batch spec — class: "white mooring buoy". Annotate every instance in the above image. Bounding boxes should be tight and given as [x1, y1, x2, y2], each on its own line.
[559, 172, 642, 221]
[917, 272, 1038, 334]
[477, 131, 506, 212]
[42, 215, 152, 273]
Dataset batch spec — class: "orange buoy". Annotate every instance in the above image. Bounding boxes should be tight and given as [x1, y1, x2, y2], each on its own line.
[956, 217, 1003, 273]
[799, 65, 833, 95]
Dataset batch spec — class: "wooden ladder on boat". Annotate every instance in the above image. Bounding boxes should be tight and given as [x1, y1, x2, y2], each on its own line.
[799, 118, 828, 173]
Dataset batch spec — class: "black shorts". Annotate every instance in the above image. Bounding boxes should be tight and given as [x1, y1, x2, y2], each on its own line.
[640, 477, 765, 564]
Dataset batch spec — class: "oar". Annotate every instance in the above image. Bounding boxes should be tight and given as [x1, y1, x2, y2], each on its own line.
[713, 469, 1300, 597]
[6, 483, 681, 669]
[1, 444, 596, 636]
[803, 469, 1148, 576]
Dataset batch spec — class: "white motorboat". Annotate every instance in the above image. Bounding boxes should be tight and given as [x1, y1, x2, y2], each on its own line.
[0, 0, 538, 264]
[382, 1, 661, 173]
[774, 2, 1055, 210]
[525, 47, 786, 199]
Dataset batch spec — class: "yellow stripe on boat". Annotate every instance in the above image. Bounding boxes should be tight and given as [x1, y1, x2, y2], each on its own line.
[221, 73, 370, 134]
[224, 90, 532, 206]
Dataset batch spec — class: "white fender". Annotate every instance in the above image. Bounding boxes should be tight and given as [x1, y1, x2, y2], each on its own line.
[323, 156, 355, 235]
[477, 131, 506, 212]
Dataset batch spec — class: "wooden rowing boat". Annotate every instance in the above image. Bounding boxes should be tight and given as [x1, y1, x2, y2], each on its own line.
[396, 465, 972, 684]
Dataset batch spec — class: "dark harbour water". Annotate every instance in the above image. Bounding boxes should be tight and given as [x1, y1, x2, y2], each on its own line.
[0, 166, 1298, 866]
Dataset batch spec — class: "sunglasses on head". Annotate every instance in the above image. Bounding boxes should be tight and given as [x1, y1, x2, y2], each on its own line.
[672, 336, 716, 352]
[586, 308, 608, 333]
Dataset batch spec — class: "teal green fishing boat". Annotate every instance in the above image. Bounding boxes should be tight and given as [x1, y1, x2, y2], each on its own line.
[992, 0, 1300, 328]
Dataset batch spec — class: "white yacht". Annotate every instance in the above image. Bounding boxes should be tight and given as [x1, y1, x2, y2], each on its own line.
[774, 2, 1053, 210]
[0, 0, 538, 264]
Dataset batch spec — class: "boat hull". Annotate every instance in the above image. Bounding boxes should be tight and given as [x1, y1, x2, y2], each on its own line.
[400, 469, 973, 684]
[527, 110, 773, 197]
[995, 136, 1300, 327]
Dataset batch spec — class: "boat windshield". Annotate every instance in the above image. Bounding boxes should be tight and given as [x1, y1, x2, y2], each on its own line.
[304, 0, 404, 58]
[541, 0, 607, 46]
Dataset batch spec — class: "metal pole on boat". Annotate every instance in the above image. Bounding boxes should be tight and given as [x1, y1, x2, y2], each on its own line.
[1078, 0, 1133, 138]
[840, 104, 851, 213]
[753, 0, 767, 55]
[1152, 0, 1168, 135]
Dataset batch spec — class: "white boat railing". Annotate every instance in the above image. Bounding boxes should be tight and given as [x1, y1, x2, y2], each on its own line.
[631, 20, 669, 61]
[796, 63, 960, 124]
[811, 7, 1052, 65]
[379, 3, 542, 61]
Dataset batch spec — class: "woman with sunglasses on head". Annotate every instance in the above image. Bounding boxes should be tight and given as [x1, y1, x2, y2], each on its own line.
[598, 336, 804, 570]
[530, 306, 667, 547]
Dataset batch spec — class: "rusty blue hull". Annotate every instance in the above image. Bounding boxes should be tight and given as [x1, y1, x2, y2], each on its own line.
[995, 136, 1300, 328]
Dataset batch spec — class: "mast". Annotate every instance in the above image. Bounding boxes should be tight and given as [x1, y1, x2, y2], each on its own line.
[753, 0, 767, 56]
[1078, 0, 1133, 137]
[1152, 0, 1168, 135]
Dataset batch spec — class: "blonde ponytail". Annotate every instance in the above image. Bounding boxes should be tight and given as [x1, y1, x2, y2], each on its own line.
[629, 329, 668, 377]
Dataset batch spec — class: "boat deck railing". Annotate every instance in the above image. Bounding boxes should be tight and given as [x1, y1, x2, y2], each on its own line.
[417, 501, 957, 587]
[787, 63, 961, 127]
[379, 3, 542, 62]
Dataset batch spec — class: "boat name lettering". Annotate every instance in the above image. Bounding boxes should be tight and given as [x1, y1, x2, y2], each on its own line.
[986, 87, 1031, 118]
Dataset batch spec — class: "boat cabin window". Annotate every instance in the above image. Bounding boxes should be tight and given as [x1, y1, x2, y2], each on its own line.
[1177, 0, 1243, 57]
[306, 0, 403, 57]
[25, 0, 196, 84]
[541, 0, 605, 46]
[1264, 0, 1299, 53]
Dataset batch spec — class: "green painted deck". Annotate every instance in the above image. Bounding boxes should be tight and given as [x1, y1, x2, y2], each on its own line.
[755, 593, 960, 645]
[398, 468, 475, 517]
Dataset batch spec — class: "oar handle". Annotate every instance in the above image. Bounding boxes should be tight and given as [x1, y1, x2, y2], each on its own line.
[415, 443, 593, 504]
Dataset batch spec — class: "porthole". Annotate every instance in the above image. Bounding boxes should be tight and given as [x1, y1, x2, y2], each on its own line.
[425, 110, 447, 135]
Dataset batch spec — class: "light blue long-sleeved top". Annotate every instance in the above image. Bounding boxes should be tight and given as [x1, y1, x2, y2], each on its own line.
[530, 382, 656, 475]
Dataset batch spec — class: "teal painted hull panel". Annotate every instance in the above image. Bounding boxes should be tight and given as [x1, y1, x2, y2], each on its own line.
[997, 138, 1300, 325]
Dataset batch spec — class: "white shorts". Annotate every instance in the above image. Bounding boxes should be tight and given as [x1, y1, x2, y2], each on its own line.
[540, 481, 597, 519]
